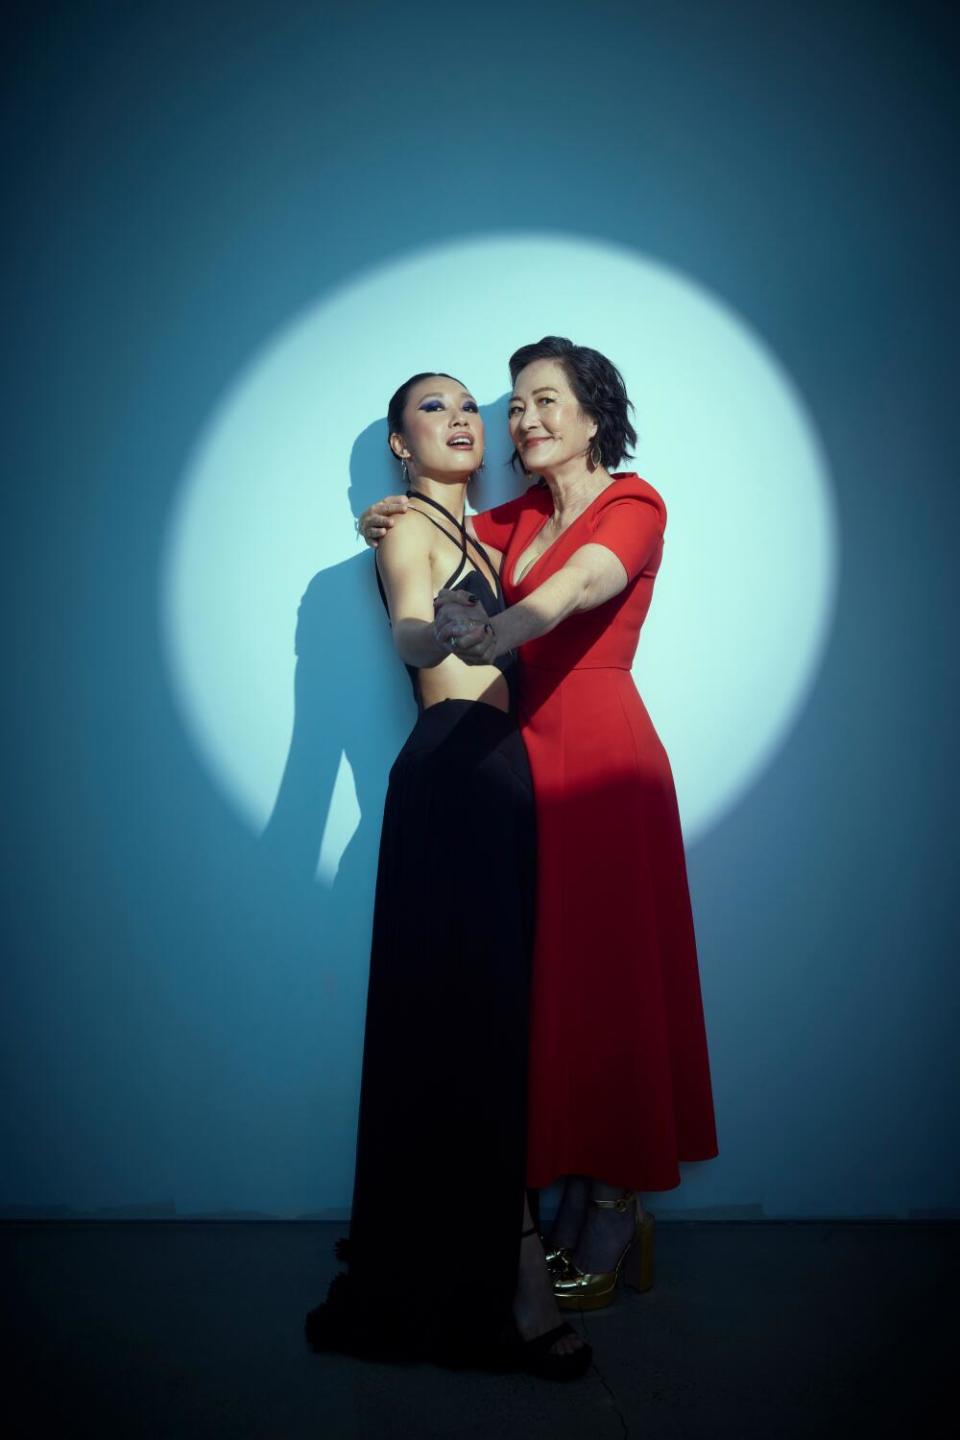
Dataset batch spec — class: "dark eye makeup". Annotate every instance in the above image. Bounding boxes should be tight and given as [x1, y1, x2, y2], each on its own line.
[419, 397, 479, 413]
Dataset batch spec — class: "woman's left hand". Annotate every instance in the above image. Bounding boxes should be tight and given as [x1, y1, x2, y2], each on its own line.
[444, 621, 498, 666]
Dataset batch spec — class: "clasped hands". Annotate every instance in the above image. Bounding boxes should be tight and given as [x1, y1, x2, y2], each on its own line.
[433, 590, 498, 666]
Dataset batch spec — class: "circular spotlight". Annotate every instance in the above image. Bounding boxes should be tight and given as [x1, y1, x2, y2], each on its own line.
[161, 233, 838, 870]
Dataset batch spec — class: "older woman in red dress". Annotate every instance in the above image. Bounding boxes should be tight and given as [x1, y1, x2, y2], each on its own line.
[364, 337, 718, 1309]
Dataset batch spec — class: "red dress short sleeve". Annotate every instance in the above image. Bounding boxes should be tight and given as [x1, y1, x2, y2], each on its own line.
[588, 479, 667, 582]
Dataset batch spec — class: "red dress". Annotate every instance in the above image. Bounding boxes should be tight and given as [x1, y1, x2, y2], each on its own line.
[472, 474, 718, 1191]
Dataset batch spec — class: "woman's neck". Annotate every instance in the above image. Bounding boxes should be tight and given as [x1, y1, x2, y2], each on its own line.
[407, 473, 468, 522]
[540, 461, 612, 521]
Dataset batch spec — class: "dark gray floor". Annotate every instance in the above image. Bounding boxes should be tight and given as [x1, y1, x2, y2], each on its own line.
[3, 1221, 955, 1439]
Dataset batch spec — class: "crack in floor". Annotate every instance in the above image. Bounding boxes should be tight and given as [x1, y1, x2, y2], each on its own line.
[580, 1312, 630, 1440]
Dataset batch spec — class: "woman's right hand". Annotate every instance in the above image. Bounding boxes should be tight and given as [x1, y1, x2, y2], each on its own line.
[356, 496, 408, 548]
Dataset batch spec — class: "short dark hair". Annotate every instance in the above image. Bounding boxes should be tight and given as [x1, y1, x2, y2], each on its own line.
[386, 372, 466, 455]
[508, 336, 637, 471]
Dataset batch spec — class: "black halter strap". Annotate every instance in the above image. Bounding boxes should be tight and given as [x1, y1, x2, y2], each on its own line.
[372, 488, 516, 713]
[374, 488, 504, 626]
[405, 489, 503, 602]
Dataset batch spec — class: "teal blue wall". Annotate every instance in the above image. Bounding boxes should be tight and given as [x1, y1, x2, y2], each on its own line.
[2, 0, 957, 1219]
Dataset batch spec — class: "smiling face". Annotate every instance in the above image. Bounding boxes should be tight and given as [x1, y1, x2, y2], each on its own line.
[507, 358, 598, 474]
[389, 374, 483, 481]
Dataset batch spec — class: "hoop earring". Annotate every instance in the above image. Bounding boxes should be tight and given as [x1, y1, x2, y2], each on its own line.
[589, 439, 602, 467]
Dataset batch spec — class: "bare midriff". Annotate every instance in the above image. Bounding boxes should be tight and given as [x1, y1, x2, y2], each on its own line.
[417, 659, 510, 714]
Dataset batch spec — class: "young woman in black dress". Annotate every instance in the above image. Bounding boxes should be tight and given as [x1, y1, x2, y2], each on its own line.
[304, 373, 590, 1377]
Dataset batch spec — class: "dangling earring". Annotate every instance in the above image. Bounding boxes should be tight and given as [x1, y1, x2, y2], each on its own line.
[590, 439, 602, 467]
[401, 458, 410, 487]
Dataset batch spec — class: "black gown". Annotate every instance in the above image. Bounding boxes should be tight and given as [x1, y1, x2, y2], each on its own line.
[305, 495, 536, 1366]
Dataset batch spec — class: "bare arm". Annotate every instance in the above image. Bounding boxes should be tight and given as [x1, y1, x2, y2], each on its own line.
[377, 514, 477, 669]
[435, 543, 628, 663]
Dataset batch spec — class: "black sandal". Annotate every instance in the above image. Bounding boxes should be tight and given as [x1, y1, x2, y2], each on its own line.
[502, 1226, 593, 1380]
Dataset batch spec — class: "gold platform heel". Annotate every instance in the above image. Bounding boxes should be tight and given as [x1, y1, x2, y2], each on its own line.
[553, 1191, 655, 1312]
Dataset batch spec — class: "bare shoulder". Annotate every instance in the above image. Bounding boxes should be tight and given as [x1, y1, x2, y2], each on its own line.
[377, 507, 436, 563]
